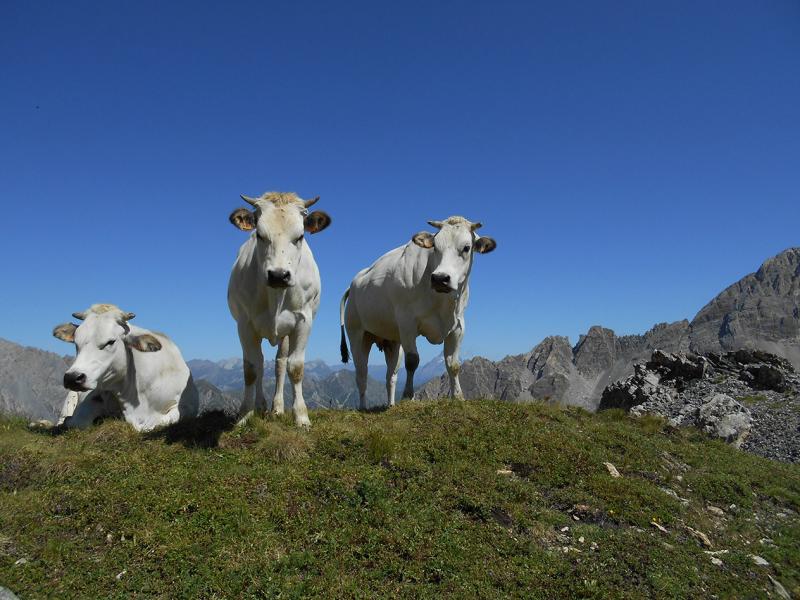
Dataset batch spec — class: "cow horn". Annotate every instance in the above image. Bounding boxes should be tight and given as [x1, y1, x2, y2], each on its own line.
[304, 196, 320, 209]
[72, 311, 87, 320]
[470, 222, 483, 231]
[428, 220, 444, 229]
[240, 194, 258, 206]
[122, 312, 135, 321]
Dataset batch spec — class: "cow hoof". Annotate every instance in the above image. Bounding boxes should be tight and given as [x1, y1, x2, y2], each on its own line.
[295, 414, 311, 429]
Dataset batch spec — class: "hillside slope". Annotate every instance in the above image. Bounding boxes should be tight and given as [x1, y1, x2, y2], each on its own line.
[1, 401, 798, 598]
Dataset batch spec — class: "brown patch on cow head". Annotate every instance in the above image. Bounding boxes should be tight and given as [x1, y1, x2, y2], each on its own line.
[288, 362, 304, 384]
[229, 208, 256, 231]
[474, 236, 497, 254]
[304, 211, 331, 234]
[126, 334, 162, 352]
[243, 361, 257, 386]
[412, 231, 435, 249]
[53, 323, 78, 343]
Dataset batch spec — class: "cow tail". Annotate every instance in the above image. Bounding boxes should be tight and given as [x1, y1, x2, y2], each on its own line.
[339, 289, 350, 363]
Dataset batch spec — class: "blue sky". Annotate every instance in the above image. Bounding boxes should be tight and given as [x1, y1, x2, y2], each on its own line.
[1, 1, 798, 365]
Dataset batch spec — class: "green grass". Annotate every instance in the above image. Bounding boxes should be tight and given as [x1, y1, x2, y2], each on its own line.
[1, 400, 798, 599]
[737, 394, 769, 405]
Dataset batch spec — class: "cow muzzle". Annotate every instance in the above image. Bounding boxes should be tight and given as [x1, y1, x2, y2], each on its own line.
[431, 273, 453, 293]
[63, 371, 89, 392]
[267, 269, 293, 288]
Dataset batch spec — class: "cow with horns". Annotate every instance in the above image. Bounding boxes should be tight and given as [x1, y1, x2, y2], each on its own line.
[227, 191, 331, 427]
[52, 303, 199, 431]
[340, 216, 496, 408]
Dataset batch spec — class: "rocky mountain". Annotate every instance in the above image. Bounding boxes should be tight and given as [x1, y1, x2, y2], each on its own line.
[0, 338, 72, 421]
[421, 248, 800, 410]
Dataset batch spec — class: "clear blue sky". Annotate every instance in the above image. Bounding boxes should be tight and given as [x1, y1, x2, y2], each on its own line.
[1, 1, 798, 364]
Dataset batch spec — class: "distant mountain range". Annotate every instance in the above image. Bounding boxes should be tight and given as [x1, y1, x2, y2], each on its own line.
[420, 247, 800, 410]
[2, 248, 798, 421]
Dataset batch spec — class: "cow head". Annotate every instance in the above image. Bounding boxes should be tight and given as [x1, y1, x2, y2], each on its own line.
[229, 192, 331, 288]
[53, 304, 162, 392]
[411, 216, 497, 293]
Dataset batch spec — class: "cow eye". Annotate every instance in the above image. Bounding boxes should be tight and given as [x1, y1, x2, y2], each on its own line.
[462, 245, 471, 254]
[101, 339, 116, 349]
[295, 234, 304, 245]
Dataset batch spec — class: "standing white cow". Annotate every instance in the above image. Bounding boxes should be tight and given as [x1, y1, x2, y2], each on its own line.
[52, 303, 199, 431]
[340, 216, 496, 408]
[227, 191, 331, 427]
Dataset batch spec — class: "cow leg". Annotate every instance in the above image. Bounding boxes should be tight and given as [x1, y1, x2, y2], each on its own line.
[287, 322, 311, 428]
[237, 322, 263, 425]
[400, 337, 420, 400]
[348, 329, 372, 410]
[383, 341, 402, 407]
[444, 324, 465, 400]
[273, 336, 289, 415]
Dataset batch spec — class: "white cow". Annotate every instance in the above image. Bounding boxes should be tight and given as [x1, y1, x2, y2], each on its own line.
[227, 191, 331, 427]
[52, 303, 199, 431]
[340, 216, 496, 408]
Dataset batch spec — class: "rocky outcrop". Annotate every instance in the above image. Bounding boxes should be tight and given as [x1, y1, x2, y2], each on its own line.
[420, 248, 800, 410]
[599, 349, 800, 461]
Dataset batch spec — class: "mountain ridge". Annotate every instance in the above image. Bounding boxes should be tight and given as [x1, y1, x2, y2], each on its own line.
[421, 248, 800, 409]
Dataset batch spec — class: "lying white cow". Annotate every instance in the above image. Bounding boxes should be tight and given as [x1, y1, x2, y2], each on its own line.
[340, 216, 496, 408]
[52, 304, 199, 431]
[227, 191, 331, 427]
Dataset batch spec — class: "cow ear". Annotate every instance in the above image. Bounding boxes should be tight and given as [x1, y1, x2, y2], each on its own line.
[474, 236, 497, 254]
[304, 211, 331, 234]
[412, 231, 435, 249]
[53, 323, 77, 343]
[125, 333, 162, 352]
[229, 208, 256, 231]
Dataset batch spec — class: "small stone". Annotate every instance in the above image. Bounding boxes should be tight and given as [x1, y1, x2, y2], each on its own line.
[0, 586, 21, 600]
[707, 505, 724, 517]
[115, 570, 127, 581]
[710, 557, 723, 567]
[769, 576, 791, 600]
[572, 514, 580, 521]
[496, 468, 513, 476]
[684, 525, 713, 549]
[651, 521, 668, 534]
[603, 462, 621, 478]
[13, 558, 28, 566]
[560, 526, 569, 533]
[590, 542, 598, 550]
[106, 534, 113, 544]
[578, 536, 585, 544]
[749, 555, 769, 566]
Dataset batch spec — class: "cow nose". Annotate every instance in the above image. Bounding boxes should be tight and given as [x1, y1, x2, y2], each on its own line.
[431, 273, 450, 286]
[64, 371, 86, 390]
[267, 269, 291, 287]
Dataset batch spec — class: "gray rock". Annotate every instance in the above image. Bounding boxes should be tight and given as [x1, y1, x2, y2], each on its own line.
[0, 586, 21, 600]
[696, 394, 752, 447]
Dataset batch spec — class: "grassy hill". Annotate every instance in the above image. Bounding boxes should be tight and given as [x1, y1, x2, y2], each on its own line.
[1, 400, 798, 598]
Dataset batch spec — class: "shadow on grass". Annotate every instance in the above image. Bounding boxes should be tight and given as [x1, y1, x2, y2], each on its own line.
[143, 411, 238, 449]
